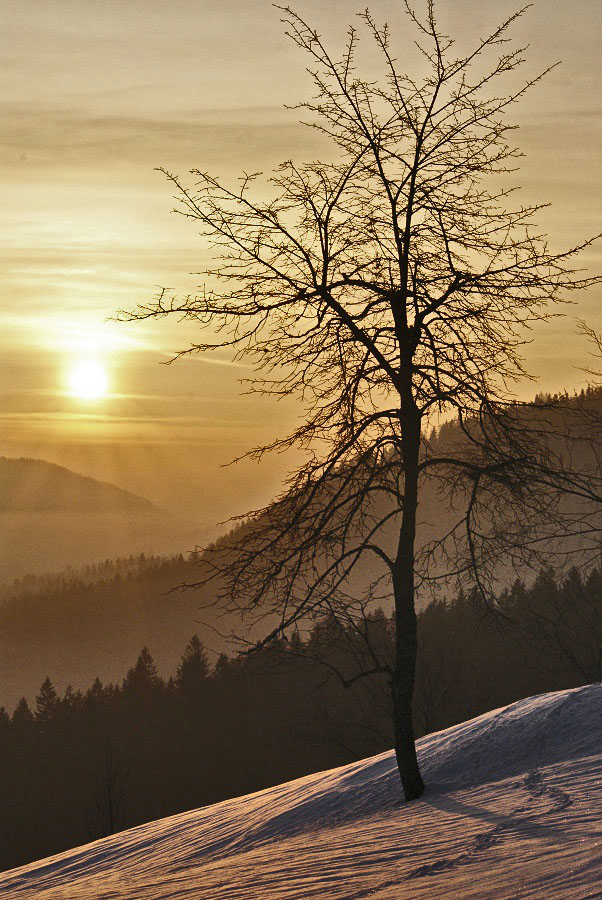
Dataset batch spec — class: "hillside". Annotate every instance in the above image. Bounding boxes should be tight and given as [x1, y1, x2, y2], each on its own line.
[0, 555, 210, 709]
[0, 457, 160, 513]
[202, 387, 602, 604]
[0, 457, 202, 582]
[2, 389, 601, 708]
[1, 684, 600, 898]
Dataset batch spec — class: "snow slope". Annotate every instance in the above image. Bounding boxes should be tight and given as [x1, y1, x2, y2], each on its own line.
[1, 684, 601, 899]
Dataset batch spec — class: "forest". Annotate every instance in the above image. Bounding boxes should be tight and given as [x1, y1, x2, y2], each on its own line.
[3, 387, 602, 711]
[2, 563, 600, 871]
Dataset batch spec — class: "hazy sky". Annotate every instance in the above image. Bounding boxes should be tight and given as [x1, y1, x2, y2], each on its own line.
[1, 0, 600, 532]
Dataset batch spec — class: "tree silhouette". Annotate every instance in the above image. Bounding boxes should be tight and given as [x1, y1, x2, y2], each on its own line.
[176, 635, 210, 700]
[503, 566, 602, 684]
[35, 677, 59, 728]
[122, 647, 162, 702]
[87, 740, 130, 840]
[11, 697, 34, 729]
[122, 3, 600, 799]
[0, 706, 10, 734]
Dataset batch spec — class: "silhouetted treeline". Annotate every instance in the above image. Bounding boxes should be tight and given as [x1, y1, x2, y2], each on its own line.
[0, 553, 215, 710]
[1, 564, 600, 871]
[2, 552, 180, 596]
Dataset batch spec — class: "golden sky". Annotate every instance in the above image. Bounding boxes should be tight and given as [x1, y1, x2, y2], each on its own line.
[1, 0, 600, 531]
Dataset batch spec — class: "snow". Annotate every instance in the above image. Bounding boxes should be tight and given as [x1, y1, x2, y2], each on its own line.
[1, 684, 601, 899]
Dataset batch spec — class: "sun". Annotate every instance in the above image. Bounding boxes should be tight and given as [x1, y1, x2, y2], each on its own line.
[68, 359, 108, 400]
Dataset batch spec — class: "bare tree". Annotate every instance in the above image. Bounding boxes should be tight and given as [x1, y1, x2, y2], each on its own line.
[122, 2, 600, 800]
[88, 740, 130, 840]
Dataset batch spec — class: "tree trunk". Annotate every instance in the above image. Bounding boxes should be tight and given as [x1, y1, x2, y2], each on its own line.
[391, 400, 425, 802]
[391, 595, 423, 801]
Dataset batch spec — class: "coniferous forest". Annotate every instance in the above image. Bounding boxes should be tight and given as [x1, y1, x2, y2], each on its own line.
[1, 565, 600, 871]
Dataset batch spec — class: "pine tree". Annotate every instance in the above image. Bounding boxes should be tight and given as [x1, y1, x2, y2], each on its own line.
[176, 635, 210, 699]
[60, 684, 83, 722]
[85, 677, 106, 709]
[11, 697, 34, 728]
[213, 653, 231, 681]
[35, 676, 59, 726]
[0, 706, 10, 733]
[62, 684, 81, 707]
[122, 646, 163, 701]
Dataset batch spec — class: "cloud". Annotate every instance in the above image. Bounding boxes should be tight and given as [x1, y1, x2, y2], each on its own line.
[0, 103, 324, 175]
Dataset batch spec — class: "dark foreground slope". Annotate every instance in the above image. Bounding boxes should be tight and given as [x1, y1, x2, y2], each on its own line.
[1, 684, 600, 899]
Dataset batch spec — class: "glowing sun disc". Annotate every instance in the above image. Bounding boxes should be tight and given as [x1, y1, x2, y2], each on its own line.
[68, 360, 108, 399]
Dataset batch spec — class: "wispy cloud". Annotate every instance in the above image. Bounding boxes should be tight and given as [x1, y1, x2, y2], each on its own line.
[0, 103, 321, 174]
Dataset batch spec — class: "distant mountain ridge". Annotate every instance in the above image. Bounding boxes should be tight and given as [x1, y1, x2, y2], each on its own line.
[0, 457, 202, 584]
[0, 457, 159, 514]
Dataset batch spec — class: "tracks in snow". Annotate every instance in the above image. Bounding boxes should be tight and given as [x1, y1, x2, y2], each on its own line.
[407, 768, 573, 880]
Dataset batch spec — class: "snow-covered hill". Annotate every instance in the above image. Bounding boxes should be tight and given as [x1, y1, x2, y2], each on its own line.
[1, 685, 600, 899]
